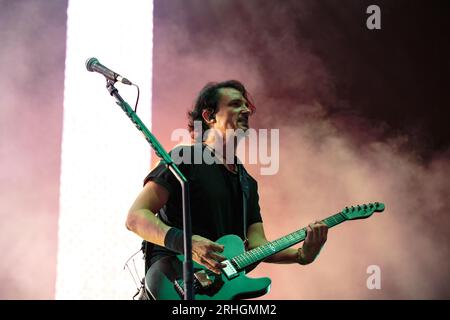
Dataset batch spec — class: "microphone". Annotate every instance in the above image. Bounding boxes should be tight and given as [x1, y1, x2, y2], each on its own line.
[85, 57, 132, 85]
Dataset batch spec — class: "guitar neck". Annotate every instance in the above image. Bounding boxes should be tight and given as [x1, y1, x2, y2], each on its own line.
[231, 211, 347, 270]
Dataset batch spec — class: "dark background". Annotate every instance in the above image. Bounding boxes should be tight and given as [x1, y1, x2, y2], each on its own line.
[153, 0, 450, 160]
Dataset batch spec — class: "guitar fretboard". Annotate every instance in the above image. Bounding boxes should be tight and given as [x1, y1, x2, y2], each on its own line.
[231, 212, 347, 270]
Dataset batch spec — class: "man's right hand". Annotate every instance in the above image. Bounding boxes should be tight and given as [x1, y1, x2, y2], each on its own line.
[192, 235, 227, 275]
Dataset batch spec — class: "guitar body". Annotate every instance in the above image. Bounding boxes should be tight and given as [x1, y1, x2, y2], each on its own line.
[146, 234, 272, 300]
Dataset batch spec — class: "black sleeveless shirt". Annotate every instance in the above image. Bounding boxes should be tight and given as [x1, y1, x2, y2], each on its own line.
[142, 144, 263, 267]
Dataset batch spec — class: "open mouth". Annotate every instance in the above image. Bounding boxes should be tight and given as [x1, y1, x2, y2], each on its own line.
[238, 116, 249, 124]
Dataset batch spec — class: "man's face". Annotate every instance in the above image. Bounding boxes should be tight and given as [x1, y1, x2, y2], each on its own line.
[211, 87, 251, 133]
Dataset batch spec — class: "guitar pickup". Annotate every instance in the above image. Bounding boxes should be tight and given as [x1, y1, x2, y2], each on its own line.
[222, 260, 238, 279]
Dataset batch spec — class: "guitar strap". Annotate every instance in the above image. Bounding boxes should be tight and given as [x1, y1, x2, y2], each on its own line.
[237, 162, 250, 243]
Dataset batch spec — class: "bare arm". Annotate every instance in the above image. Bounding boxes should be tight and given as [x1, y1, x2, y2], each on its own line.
[126, 181, 226, 274]
[126, 181, 171, 246]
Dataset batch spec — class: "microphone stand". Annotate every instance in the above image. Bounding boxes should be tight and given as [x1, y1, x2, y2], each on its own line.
[105, 80, 194, 300]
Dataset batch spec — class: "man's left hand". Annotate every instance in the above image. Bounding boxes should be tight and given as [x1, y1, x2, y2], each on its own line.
[298, 221, 328, 264]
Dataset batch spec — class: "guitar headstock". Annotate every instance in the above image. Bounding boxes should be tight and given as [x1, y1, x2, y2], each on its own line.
[341, 202, 385, 220]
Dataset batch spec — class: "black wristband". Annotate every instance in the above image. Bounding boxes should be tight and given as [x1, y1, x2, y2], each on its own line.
[164, 227, 184, 253]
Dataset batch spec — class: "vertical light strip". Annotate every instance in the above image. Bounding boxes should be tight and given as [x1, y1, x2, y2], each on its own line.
[56, 0, 153, 299]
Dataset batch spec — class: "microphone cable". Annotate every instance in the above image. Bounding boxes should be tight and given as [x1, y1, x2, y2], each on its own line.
[132, 83, 140, 113]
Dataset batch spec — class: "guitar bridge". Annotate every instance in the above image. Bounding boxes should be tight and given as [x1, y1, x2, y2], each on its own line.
[173, 269, 223, 298]
[194, 270, 213, 288]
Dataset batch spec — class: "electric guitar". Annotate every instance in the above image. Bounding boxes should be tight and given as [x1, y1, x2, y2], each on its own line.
[146, 202, 385, 300]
